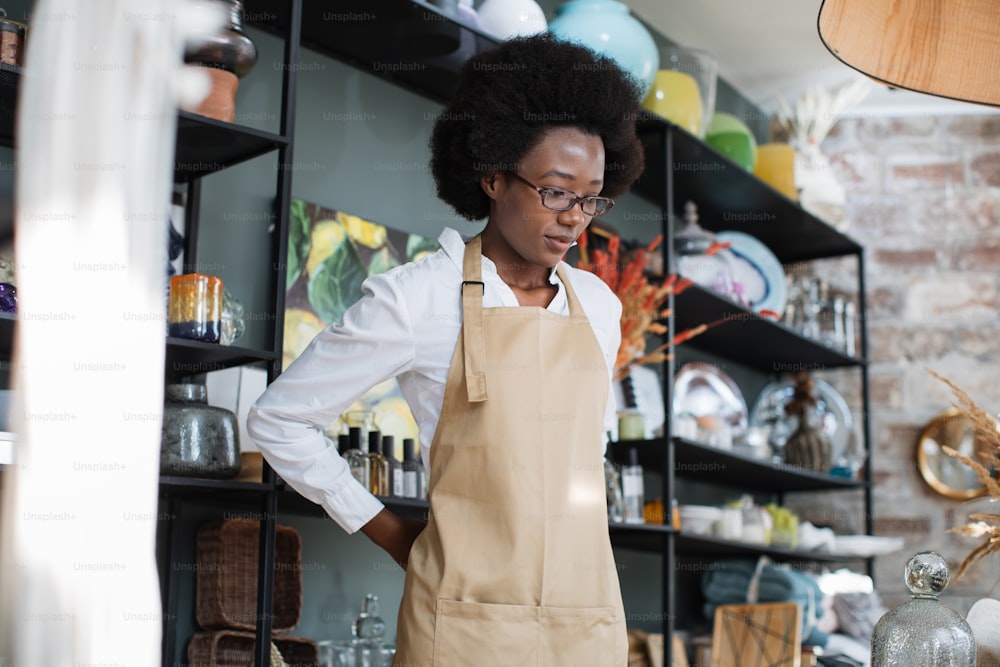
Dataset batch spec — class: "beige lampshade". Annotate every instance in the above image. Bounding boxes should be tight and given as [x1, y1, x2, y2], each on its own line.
[817, 0, 1000, 107]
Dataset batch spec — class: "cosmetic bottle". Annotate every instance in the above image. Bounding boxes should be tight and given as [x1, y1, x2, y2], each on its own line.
[621, 447, 645, 524]
[367, 430, 388, 496]
[343, 426, 369, 488]
[402, 438, 423, 499]
[382, 435, 403, 498]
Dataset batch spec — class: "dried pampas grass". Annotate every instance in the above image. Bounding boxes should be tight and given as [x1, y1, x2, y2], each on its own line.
[927, 368, 1000, 579]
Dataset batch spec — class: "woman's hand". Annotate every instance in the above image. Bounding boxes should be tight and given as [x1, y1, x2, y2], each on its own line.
[360, 508, 426, 570]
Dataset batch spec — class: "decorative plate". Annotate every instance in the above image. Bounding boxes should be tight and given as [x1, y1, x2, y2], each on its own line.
[673, 362, 748, 441]
[749, 378, 855, 468]
[716, 230, 787, 316]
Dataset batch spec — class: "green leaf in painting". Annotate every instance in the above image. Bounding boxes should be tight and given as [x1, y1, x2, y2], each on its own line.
[307, 239, 367, 324]
[368, 246, 400, 276]
[287, 198, 311, 289]
[405, 234, 440, 262]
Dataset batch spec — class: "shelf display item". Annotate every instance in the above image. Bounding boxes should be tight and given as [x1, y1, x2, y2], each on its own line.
[871, 551, 976, 666]
[672, 361, 749, 449]
[604, 456, 625, 523]
[168, 273, 223, 343]
[831, 535, 905, 558]
[548, 0, 659, 98]
[750, 375, 854, 472]
[643, 46, 717, 137]
[220, 289, 246, 346]
[0, 282, 14, 312]
[714, 230, 787, 316]
[754, 142, 797, 200]
[343, 426, 369, 488]
[182, 0, 258, 122]
[0, 9, 25, 67]
[477, 0, 546, 39]
[705, 112, 757, 171]
[779, 372, 834, 473]
[621, 448, 645, 524]
[161, 383, 240, 479]
[678, 504, 721, 535]
[673, 201, 737, 302]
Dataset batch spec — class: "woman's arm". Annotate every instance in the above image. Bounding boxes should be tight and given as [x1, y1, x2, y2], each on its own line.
[361, 509, 427, 569]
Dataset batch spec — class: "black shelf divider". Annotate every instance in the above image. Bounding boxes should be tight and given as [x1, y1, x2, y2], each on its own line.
[610, 437, 866, 493]
[165, 338, 277, 378]
[674, 533, 869, 564]
[672, 284, 864, 371]
[174, 111, 288, 183]
[609, 522, 676, 552]
[634, 116, 862, 263]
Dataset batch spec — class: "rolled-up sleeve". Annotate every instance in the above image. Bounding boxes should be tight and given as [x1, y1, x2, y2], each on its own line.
[247, 273, 416, 533]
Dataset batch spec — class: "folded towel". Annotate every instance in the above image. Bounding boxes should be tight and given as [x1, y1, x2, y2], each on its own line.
[702, 557, 828, 647]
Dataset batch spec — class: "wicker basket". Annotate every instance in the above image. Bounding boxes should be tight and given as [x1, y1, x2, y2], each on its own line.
[195, 519, 303, 632]
[188, 629, 318, 667]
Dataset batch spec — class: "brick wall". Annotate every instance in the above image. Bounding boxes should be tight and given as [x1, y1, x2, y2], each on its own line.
[786, 115, 1000, 613]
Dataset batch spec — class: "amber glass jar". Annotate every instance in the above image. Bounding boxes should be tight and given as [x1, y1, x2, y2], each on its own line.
[168, 273, 223, 343]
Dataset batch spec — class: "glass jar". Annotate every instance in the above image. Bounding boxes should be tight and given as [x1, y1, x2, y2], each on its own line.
[161, 383, 240, 478]
[871, 551, 976, 666]
[168, 273, 223, 343]
[673, 201, 735, 300]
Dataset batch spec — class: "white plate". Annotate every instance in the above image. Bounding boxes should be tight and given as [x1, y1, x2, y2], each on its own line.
[673, 362, 748, 442]
[832, 535, 905, 557]
[749, 378, 855, 468]
[716, 230, 787, 316]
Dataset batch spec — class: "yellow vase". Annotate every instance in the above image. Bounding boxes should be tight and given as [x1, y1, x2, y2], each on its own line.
[642, 70, 703, 136]
[754, 142, 797, 201]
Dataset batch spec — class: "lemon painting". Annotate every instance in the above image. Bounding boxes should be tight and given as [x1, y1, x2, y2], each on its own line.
[284, 197, 440, 455]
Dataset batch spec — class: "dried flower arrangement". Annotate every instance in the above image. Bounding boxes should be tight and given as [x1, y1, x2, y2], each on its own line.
[775, 78, 870, 148]
[576, 230, 733, 381]
[927, 368, 1000, 579]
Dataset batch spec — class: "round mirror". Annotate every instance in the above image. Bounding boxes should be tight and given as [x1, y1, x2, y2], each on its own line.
[917, 409, 987, 500]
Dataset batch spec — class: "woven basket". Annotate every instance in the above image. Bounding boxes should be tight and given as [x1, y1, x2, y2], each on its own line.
[195, 519, 303, 632]
[188, 629, 318, 667]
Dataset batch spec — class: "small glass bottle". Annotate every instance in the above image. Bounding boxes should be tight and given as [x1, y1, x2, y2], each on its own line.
[402, 438, 424, 500]
[343, 426, 369, 488]
[621, 448, 645, 524]
[366, 430, 388, 496]
[352, 593, 387, 645]
[382, 435, 403, 498]
[871, 551, 976, 666]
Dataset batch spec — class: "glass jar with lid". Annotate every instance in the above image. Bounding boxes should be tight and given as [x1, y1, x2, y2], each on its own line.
[673, 200, 735, 300]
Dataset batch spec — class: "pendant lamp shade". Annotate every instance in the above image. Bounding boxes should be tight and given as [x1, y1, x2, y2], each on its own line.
[817, 0, 1000, 107]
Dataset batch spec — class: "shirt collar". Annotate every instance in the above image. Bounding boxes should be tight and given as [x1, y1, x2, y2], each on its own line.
[437, 227, 561, 284]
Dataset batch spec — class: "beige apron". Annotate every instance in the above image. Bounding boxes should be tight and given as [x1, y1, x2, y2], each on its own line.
[393, 235, 627, 667]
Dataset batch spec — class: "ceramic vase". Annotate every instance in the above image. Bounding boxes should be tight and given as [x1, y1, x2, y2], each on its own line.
[161, 383, 241, 479]
[794, 141, 848, 229]
[547, 0, 659, 98]
[184, 0, 258, 77]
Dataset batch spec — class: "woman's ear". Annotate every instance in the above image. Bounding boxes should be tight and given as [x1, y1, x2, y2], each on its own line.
[480, 172, 501, 200]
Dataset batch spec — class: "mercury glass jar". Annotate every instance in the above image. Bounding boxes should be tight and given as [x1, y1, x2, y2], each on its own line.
[871, 551, 975, 666]
[161, 383, 240, 478]
[673, 200, 735, 300]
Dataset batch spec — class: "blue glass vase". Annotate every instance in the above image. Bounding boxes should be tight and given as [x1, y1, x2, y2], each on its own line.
[547, 0, 659, 98]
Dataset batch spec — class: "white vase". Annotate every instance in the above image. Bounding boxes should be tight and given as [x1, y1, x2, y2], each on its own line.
[794, 141, 847, 228]
[477, 0, 547, 40]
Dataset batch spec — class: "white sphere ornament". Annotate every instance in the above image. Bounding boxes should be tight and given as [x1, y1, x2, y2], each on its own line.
[477, 0, 548, 40]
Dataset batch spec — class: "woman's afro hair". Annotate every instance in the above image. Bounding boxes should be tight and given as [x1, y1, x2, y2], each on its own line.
[430, 33, 646, 221]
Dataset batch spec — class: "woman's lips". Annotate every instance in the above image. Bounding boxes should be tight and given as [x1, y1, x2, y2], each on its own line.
[544, 235, 573, 254]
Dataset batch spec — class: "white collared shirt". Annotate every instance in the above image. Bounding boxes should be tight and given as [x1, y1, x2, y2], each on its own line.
[247, 227, 623, 533]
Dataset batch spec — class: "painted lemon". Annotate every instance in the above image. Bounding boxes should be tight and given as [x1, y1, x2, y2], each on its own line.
[338, 212, 387, 249]
[305, 219, 347, 276]
[282, 307, 324, 370]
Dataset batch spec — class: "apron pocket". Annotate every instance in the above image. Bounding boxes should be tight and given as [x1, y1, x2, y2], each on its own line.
[432, 599, 538, 667]
[539, 605, 621, 667]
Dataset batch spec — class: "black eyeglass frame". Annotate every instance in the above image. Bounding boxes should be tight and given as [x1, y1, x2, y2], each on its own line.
[507, 173, 615, 217]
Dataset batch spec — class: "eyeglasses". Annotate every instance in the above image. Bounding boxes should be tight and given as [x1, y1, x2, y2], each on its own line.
[508, 173, 615, 217]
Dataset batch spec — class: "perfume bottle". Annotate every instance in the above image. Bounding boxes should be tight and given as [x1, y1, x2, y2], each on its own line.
[367, 430, 388, 496]
[871, 551, 976, 666]
[382, 435, 403, 498]
[353, 593, 387, 644]
[621, 448, 645, 524]
[343, 426, 369, 488]
[402, 438, 424, 499]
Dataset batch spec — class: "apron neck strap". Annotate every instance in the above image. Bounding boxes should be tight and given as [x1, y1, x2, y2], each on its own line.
[461, 235, 488, 403]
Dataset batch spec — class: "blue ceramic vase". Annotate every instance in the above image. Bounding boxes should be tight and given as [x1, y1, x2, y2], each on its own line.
[547, 0, 659, 98]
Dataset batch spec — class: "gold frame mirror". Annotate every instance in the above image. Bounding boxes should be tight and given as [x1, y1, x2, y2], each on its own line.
[917, 409, 987, 500]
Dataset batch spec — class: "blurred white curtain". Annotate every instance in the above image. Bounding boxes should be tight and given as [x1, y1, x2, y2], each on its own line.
[0, 1, 219, 665]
